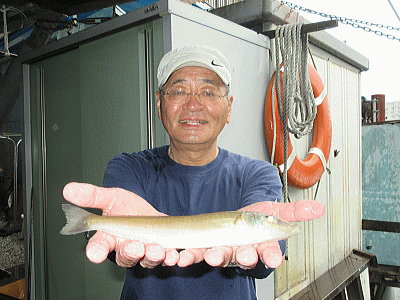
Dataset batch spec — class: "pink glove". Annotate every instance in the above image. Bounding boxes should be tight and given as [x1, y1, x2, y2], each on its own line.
[63, 182, 205, 268]
[63, 182, 325, 269]
[204, 200, 325, 269]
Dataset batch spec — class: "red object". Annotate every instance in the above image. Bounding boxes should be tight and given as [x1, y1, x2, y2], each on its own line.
[264, 64, 332, 189]
[372, 94, 385, 122]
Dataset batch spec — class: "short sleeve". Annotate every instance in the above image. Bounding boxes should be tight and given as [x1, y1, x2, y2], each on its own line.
[240, 160, 282, 208]
[103, 153, 148, 200]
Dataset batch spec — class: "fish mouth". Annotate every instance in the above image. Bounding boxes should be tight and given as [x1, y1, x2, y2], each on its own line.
[179, 120, 207, 125]
[287, 223, 301, 237]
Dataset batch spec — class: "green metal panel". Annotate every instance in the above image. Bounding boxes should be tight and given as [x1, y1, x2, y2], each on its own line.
[80, 25, 149, 300]
[80, 27, 145, 184]
[151, 18, 166, 147]
[29, 63, 47, 300]
[30, 49, 87, 299]
[29, 19, 166, 300]
[362, 123, 400, 266]
[43, 49, 87, 300]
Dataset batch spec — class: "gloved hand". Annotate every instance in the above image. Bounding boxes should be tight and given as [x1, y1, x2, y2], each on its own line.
[63, 182, 206, 268]
[203, 200, 325, 269]
[63, 182, 325, 269]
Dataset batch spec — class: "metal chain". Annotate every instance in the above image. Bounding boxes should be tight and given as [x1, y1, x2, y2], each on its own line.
[281, 0, 400, 42]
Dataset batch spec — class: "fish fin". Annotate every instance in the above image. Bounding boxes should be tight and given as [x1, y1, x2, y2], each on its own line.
[60, 204, 94, 235]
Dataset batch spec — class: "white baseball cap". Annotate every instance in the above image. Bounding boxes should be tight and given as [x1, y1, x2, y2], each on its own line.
[157, 45, 232, 88]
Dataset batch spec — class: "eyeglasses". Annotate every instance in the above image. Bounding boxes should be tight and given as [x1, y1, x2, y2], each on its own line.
[162, 86, 228, 105]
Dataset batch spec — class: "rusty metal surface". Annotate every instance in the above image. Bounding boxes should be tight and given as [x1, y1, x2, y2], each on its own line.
[370, 264, 400, 288]
[371, 94, 386, 122]
[369, 264, 400, 299]
[290, 251, 370, 300]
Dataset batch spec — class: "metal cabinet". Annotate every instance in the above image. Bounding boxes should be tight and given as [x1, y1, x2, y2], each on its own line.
[22, 1, 272, 299]
[25, 20, 166, 300]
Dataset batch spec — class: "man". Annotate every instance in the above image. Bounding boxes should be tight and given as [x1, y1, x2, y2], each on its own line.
[63, 45, 324, 299]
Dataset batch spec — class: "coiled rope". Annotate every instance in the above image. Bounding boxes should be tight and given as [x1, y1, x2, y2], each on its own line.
[272, 23, 317, 202]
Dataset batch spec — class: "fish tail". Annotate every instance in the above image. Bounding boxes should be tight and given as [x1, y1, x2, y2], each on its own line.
[60, 204, 94, 235]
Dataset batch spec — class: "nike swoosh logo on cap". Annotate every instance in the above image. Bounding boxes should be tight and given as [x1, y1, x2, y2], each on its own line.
[211, 60, 222, 67]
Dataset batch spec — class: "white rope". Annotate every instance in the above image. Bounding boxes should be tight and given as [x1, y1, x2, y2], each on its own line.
[272, 23, 317, 202]
[276, 24, 316, 137]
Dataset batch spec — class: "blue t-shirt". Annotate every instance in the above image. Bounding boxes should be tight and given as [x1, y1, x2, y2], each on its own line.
[103, 146, 283, 300]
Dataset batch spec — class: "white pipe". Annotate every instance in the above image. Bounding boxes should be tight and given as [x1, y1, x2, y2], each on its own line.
[2, 5, 10, 56]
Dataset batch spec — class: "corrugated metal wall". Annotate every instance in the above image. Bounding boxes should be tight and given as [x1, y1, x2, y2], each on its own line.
[274, 45, 363, 299]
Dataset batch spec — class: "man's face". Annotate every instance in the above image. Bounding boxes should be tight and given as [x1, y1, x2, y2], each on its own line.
[156, 66, 233, 149]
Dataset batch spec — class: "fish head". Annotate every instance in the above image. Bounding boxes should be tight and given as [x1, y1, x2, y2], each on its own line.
[241, 211, 301, 240]
[262, 215, 301, 239]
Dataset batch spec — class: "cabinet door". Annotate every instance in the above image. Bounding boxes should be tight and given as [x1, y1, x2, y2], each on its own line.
[28, 20, 165, 300]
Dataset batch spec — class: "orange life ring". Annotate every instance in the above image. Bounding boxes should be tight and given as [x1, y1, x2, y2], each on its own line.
[264, 63, 332, 189]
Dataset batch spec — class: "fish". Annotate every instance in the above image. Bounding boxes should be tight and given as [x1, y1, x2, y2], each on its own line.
[60, 204, 300, 249]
